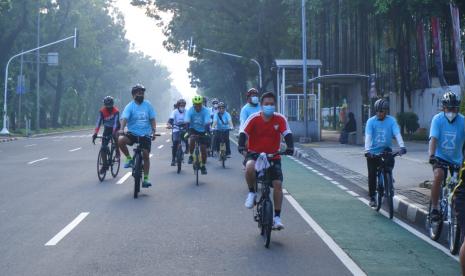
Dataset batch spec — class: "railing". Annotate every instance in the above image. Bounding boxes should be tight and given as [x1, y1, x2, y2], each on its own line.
[283, 94, 318, 122]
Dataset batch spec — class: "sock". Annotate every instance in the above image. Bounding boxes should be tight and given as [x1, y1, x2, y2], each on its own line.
[144, 174, 148, 181]
[125, 155, 132, 161]
[275, 210, 281, 217]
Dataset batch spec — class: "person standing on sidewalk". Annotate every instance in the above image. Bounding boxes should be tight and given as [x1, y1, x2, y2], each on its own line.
[364, 98, 407, 207]
[428, 91, 465, 224]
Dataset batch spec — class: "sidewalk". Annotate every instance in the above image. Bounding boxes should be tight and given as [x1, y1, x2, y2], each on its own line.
[293, 130, 432, 226]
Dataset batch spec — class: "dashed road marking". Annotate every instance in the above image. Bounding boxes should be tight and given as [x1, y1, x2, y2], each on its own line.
[116, 172, 131, 185]
[69, 147, 82, 152]
[28, 157, 48, 164]
[24, 144, 37, 147]
[158, 145, 164, 149]
[45, 212, 89, 246]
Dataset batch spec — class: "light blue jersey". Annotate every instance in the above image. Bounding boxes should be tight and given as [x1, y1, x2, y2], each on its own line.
[214, 112, 232, 130]
[430, 112, 465, 165]
[365, 115, 401, 154]
[121, 100, 156, 136]
[185, 106, 211, 132]
[240, 103, 261, 129]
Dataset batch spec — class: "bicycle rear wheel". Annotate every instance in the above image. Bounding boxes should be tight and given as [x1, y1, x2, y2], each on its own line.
[133, 154, 142, 198]
[449, 200, 461, 254]
[262, 199, 273, 248]
[110, 146, 120, 177]
[97, 148, 106, 182]
[428, 202, 443, 241]
[176, 146, 182, 174]
[385, 172, 394, 219]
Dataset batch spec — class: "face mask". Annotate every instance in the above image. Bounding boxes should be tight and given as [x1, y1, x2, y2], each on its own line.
[251, 96, 259, 105]
[213, 104, 218, 108]
[178, 107, 185, 113]
[263, 105, 275, 117]
[446, 112, 457, 122]
[135, 96, 144, 103]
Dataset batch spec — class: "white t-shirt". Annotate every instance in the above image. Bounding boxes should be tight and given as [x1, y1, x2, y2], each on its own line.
[170, 109, 186, 132]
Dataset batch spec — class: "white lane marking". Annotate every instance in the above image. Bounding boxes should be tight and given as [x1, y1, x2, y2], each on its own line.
[284, 190, 366, 275]
[28, 157, 48, 164]
[158, 145, 164, 149]
[24, 144, 37, 147]
[160, 132, 166, 135]
[116, 172, 131, 185]
[323, 176, 333, 181]
[69, 147, 82, 152]
[166, 139, 170, 143]
[149, 154, 153, 158]
[347, 191, 359, 197]
[45, 212, 89, 246]
[331, 181, 340, 185]
[336, 185, 348, 191]
[52, 139, 61, 142]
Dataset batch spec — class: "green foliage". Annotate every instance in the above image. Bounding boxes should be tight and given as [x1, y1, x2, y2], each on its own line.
[396, 112, 420, 134]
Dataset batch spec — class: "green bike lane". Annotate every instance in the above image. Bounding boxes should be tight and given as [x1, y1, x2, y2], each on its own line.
[281, 156, 460, 275]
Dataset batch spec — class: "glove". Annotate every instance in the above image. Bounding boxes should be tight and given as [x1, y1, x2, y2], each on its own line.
[400, 147, 407, 155]
[92, 133, 97, 144]
[285, 148, 294, 156]
[238, 145, 246, 154]
[429, 155, 436, 165]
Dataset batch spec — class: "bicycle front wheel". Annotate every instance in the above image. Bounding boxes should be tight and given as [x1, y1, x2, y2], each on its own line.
[385, 172, 394, 219]
[376, 174, 383, 212]
[176, 147, 182, 174]
[97, 149, 106, 182]
[133, 155, 142, 198]
[110, 146, 120, 177]
[262, 199, 273, 248]
[449, 200, 461, 254]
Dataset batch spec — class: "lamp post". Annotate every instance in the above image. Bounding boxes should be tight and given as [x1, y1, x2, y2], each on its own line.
[302, 0, 309, 139]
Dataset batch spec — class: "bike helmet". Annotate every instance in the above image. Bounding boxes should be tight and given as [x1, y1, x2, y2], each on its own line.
[218, 102, 225, 108]
[192, 95, 203, 105]
[374, 98, 389, 112]
[246, 88, 259, 98]
[177, 99, 186, 106]
[103, 96, 114, 107]
[211, 98, 219, 105]
[131, 84, 145, 95]
[442, 90, 460, 108]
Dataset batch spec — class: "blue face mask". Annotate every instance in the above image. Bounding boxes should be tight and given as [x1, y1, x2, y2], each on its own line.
[263, 105, 275, 117]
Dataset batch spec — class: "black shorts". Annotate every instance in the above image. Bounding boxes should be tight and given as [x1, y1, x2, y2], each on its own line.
[189, 130, 209, 145]
[125, 133, 151, 152]
[246, 154, 284, 182]
[102, 127, 116, 147]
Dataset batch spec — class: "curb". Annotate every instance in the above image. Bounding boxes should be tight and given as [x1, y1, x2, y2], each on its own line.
[293, 147, 429, 228]
[30, 128, 93, 138]
[0, 137, 19, 143]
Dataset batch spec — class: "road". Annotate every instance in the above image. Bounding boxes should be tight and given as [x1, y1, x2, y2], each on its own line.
[0, 129, 461, 275]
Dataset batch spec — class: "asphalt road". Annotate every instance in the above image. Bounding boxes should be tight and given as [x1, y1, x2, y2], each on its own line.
[0, 130, 356, 276]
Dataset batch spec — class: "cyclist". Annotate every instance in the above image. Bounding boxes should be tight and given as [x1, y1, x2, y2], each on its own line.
[429, 91, 465, 223]
[210, 98, 220, 118]
[239, 88, 261, 130]
[92, 96, 121, 174]
[212, 102, 233, 156]
[238, 92, 294, 230]
[185, 95, 211, 175]
[364, 98, 406, 208]
[167, 99, 188, 166]
[118, 84, 157, 188]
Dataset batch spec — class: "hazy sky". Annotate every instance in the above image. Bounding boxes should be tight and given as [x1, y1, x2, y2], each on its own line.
[113, 0, 196, 100]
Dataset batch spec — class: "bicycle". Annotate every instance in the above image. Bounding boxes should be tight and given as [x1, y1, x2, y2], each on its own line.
[131, 133, 160, 198]
[95, 135, 120, 182]
[190, 134, 203, 186]
[370, 150, 401, 219]
[216, 130, 229, 168]
[251, 151, 286, 248]
[427, 158, 462, 254]
[168, 123, 187, 174]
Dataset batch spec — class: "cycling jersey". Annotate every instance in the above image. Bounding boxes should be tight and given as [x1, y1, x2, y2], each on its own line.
[169, 109, 186, 133]
[213, 112, 233, 130]
[430, 112, 465, 165]
[240, 103, 261, 130]
[95, 107, 120, 134]
[241, 112, 291, 158]
[365, 115, 403, 155]
[185, 106, 211, 133]
[121, 100, 156, 136]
